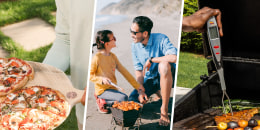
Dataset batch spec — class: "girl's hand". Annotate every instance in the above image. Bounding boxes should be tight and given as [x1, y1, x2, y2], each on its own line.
[102, 77, 111, 85]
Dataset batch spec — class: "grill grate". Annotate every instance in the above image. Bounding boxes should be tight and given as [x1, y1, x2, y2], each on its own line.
[173, 108, 222, 130]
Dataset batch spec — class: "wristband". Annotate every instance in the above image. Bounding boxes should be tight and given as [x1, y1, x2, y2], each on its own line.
[149, 57, 153, 63]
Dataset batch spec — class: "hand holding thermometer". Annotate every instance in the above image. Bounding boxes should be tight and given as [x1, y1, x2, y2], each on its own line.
[207, 16, 233, 115]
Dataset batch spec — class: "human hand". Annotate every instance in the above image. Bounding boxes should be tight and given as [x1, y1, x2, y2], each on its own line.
[182, 7, 223, 36]
[102, 77, 111, 85]
[138, 85, 145, 93]
[143, 59, 152, 76]
[81, 87, 87, 105]
[138, 89, 148, 104]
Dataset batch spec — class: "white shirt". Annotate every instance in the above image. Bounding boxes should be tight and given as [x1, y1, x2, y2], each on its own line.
[43, 0, 95, 126]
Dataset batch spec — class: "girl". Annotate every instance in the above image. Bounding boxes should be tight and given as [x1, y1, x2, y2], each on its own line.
[90, 30, 146, 113]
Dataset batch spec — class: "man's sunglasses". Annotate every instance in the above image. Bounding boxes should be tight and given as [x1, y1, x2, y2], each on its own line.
[130, 29, 143, 35]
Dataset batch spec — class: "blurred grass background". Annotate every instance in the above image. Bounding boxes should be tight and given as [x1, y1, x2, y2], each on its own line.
[177, 0, 209, 88]
[0, 0, 78, 129]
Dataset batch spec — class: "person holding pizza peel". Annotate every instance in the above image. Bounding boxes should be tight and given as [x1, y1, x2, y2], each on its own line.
[42, 0, 95, 129]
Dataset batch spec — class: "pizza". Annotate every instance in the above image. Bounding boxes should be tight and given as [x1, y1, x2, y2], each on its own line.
[0, 86, 70, 130]
[0, 57, 34, 96]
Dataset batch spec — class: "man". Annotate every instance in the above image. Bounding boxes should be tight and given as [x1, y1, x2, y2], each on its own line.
[129, 16, 177, 126]
[43, 0, 95, 129]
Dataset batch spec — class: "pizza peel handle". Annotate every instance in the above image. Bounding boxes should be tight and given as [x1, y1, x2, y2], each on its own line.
[26, 61, 85, 107]
[65, 87, 85, 106]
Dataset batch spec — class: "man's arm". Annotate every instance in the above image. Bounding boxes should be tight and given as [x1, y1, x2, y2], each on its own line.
[135, 70, 144, 85]
[150, 55, 177, 64]
[135, 70, 148, 103]
[142, 34, 177, 75]
[182, 7, 223, 36]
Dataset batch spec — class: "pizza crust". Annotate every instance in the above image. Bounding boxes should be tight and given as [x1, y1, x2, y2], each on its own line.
[0, 86, 70, 130]
[0, 58, 34, 96]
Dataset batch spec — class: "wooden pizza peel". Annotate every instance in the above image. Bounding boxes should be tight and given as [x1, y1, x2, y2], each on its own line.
[25, 61, 85, 124]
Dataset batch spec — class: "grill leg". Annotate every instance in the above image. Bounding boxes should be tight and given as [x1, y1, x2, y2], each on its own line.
[110, 117, 116, 130]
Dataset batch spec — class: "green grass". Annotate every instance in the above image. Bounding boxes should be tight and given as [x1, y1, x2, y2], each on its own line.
[176, 52, 209, 88]
[0, 0, 56, 61]
[0, 0, 78, 129]
[0, 0, 56, 26]
[0, 31, 52, 62]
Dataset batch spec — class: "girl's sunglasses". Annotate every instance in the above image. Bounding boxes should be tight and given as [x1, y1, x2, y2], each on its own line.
[110, 36, 116, 41]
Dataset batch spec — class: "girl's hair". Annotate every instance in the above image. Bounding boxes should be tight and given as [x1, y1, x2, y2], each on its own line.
[94, 30, 113, 49]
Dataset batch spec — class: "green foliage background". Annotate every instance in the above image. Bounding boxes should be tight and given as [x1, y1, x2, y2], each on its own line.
[181, 0, 203, 53]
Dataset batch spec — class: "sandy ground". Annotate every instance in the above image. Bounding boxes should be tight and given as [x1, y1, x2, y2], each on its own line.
[85, 15, 182, 130]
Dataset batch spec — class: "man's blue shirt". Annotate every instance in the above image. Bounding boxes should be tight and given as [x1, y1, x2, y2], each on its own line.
[131, 33, 178, 80]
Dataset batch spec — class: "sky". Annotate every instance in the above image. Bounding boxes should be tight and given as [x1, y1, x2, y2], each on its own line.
[96, 0, 121, 13]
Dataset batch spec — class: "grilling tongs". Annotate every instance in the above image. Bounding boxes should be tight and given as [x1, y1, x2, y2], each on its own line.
[207, 16, 233, 115]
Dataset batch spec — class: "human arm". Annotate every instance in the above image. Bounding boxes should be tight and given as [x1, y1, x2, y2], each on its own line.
[115, 55, 148, 103]
[135, 70, 148, 104]
[115, 54, 141, 90]
[182, 7, 223, 36]
[142, 55, 176, 76]
[43, 1, 70, 71]
[89, 56, 110, 85]
[143, 35, 177, 76]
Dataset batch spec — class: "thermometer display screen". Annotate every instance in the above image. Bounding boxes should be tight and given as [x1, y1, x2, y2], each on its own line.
[209, 26, 219, 39]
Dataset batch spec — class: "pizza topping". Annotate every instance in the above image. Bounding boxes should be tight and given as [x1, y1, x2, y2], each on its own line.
[11, 99, 19, 105]
[3, 80, 11, 87]
[0, 86, 69, 130]
[33, 87, 39, 93]
[17, 96, 25, 102]
[8, 93, 17, 101]
[0, 58, 34, 97]
[25, 89, 35, 95]
[21, 66, 27, 71]
[0, 85, 7, 91]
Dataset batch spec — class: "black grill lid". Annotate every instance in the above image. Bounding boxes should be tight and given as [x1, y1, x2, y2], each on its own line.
[199, 0, 260, 99]
[199, 0, 260, 59]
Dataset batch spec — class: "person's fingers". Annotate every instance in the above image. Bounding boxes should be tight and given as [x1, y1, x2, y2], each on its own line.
[194, 6, 210, 15]
[138, 95, 143, 103]
[215, 9, 223, 36]
[145, 95, 148, 101]
[203, 9, 223, 36]
[159, 120, 163, 126]
[81, 90, 86, 105]
[140, 98, 144, 104]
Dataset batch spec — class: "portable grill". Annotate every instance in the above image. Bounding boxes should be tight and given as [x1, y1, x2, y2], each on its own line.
[110, 106, 142, 129]
[173, 0, 260, 129]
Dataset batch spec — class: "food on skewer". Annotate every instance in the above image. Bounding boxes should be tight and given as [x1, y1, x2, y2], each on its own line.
[215, 108, 259, 124]
[112, 101, 141, 111]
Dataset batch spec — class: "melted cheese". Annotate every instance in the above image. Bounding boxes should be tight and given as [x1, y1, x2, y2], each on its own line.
[17, 96, 25, 102]
[0, 85, 7, 91]
[22, 66, 27, 71]
[33, 87, 39, 93]
[8, 93, 16, 100]
[7, 67, 13, 71]
[39, 102, 47, 108]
